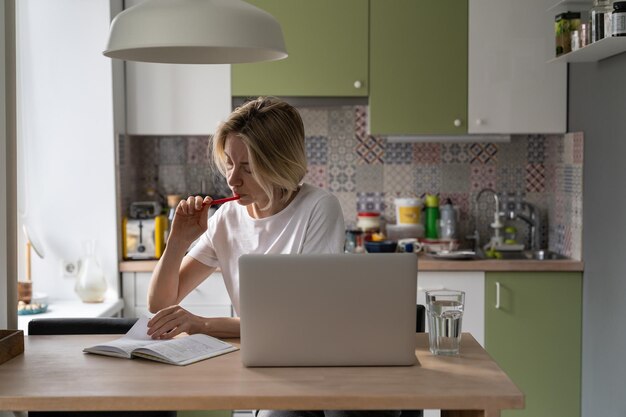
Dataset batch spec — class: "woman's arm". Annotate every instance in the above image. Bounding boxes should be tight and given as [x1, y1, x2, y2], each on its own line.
[147, 248, 216, 313]
[147, 307, 240, 339]
[148, 194, 215, 312]
[148, 255, 241, 338]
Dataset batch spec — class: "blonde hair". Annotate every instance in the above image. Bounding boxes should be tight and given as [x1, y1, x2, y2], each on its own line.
[211, 97, 307, 208]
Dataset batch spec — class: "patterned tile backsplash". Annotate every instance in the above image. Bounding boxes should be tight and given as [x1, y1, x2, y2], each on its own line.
[118, 106, 583, 259]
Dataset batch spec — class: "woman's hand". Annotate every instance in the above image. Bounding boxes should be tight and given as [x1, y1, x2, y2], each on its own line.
[168, 195, 213, 247]
[146, 305, 203, 339]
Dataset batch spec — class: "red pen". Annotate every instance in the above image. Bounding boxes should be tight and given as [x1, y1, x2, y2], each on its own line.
[203, 195, 241, 206]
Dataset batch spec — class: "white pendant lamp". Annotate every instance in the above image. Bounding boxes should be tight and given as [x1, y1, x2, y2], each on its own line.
[103, 0, 288, 64]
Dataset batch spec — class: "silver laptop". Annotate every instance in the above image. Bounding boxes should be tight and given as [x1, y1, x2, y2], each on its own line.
[239, 253, 417, 367]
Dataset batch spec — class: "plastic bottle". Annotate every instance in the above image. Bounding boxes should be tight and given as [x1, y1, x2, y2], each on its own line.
[424, 194, 440, 239]
[438, 198, 457, 240]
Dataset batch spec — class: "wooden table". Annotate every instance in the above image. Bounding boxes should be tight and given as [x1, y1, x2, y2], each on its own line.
[0, 333, 523, 417]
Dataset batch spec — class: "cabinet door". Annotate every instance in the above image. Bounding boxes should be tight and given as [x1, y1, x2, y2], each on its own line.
[124, 0, 231, 135]
[485, 272, 582, 417]
[468, 0, 567, 133]
[122, 272, 232, 318]
[232, 0, 368, 97]
[369, 0, 468, 135]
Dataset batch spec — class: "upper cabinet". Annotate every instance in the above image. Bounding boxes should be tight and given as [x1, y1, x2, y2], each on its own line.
[369, 0, 468, 135]
[125, 63, 231, 135]
[231, 0, 369, 97]
[124, 0, 231, 135]
[468, 0, 567, 134]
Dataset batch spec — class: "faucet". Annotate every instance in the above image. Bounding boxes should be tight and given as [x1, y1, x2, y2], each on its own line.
[473, 188, 505, 252]
[500, 191, 541, 251]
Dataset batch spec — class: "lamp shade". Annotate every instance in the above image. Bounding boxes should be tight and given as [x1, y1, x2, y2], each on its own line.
[103, 0, 288, 64]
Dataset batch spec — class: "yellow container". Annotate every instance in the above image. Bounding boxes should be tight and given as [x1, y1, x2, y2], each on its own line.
[395, 198, 422, 225]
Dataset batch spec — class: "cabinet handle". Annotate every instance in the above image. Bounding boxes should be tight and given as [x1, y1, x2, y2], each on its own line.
[353, 80, 363, 89]
[475, 118, 484, 126]
[453, 119, 462, 127]
[495, 281, 501, 309]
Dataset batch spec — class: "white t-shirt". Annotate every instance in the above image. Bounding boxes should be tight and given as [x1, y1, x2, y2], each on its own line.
[188, 183, 345, 315]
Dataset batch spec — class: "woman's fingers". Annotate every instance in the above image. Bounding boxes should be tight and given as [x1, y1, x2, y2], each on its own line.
[194, 195, 204, 211]
[178, 195, 211, 216]
[147, 306, 192, 339]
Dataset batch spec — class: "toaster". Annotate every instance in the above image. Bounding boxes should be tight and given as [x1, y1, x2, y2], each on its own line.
[122, 215, 167, 260]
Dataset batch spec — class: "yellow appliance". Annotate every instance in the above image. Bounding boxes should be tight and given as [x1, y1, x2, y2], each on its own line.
[122, 215, 167, 260]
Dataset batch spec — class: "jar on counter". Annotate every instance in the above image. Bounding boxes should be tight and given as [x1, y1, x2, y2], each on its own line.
[356, 212, 381, 233]
[613, 1, 626, 36]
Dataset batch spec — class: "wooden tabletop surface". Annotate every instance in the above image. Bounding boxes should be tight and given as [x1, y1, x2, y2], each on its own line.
[0, 333, 523, 416]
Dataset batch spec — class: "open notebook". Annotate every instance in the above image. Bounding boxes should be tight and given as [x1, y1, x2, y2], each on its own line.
[83, 317, 238, 366]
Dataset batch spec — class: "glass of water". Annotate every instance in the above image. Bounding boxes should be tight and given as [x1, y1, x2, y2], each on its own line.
[425, 289, 465, 356]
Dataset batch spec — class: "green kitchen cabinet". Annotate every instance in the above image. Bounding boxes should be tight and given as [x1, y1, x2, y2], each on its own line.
[485, 272, 582, 417]
[369, 0, 468, 135]
[232, 0, 369, 97]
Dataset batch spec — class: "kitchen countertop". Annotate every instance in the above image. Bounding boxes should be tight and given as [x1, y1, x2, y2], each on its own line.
[120, 255, 583, 273]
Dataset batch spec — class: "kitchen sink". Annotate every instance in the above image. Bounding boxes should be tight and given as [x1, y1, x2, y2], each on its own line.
[479, 250, 569, 261]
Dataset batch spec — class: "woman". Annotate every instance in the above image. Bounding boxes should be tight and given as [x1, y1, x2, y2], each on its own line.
[146, 97, 345, 339]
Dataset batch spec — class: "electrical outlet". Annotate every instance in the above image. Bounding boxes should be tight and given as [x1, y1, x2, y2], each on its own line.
[60, 260, 78, 277]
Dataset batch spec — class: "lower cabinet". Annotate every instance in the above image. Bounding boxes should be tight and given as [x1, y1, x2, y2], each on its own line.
[121, 272, 233, 318]
[417, 271, 485, 346]
[485, 272, 582, 417]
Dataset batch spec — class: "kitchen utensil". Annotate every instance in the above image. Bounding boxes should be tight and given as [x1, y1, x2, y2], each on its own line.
[397, 238, 424, 253]
[75, 240, 108, 303]
[364, 240, 398, 253]
[425, 289, 465, 356]
[425, 250, 477, 260]
[386, 223, 424, 240]
[419, 238, 459, 253]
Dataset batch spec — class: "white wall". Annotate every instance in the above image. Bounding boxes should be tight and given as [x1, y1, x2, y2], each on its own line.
[16, 0, 119, 300]
[1, 0, 8, 329]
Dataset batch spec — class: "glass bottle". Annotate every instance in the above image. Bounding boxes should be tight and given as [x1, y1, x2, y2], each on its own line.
[591, 0, 613, 42]
[75, 240, 108, 303]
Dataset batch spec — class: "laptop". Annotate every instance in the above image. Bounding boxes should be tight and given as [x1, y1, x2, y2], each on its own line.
[239, 253, 418, 367]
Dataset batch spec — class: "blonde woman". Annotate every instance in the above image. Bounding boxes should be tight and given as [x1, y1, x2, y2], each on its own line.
[146, 97, 345, 339]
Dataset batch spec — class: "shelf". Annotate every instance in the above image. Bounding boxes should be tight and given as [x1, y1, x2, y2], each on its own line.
[549, 36, 626, 63]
